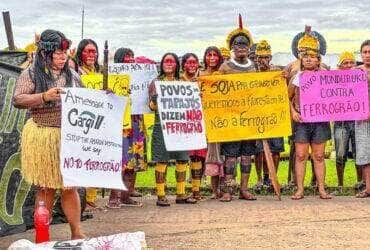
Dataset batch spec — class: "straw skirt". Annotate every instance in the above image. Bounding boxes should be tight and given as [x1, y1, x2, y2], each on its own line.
[21, 119, 63, 189]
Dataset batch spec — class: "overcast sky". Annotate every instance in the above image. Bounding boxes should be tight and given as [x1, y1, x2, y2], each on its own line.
[1, 0, 369, 61]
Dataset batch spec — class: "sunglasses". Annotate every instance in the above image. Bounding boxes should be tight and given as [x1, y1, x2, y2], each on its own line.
[233, 43, 248, 49]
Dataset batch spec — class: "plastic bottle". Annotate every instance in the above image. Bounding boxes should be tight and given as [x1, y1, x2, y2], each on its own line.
[34, 200, 50, 243]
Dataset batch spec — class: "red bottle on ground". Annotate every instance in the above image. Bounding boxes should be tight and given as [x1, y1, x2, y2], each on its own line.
[34, 200, 50, 243]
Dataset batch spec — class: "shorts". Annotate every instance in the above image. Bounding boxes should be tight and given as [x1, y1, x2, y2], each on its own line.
[221, 140, 256, 157]
[355, 120, 370, 166]
[334, 121, 356, 165]
[293, 122, 331, 144]
[256, 138, 285, 154]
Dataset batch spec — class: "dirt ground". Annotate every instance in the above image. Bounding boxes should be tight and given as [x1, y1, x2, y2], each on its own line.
[1, 195, 370, 249]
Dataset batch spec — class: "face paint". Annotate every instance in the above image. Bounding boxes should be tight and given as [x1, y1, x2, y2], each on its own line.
[163, 55, 177, 74]
[81, 43, 97, 67]
[123, 52, 135, 63]
[232, 36, 249, 48]
[184, 56, 199, 75]
[206, 50, 220, 68]
[232, 36, 249, 60]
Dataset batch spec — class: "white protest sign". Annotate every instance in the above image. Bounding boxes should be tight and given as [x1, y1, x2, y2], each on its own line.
[109, 63, 158, 114]
[60, 88, 127, 190]
[155, 81, 207, 151]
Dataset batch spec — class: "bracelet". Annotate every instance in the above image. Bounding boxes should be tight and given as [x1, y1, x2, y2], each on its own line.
[42, 92, 48, 103]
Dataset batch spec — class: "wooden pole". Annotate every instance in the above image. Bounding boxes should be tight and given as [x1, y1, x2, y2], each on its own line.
[81, 6, 84, 40]
[102, 40, 108, 90]
[288, 139, 295, 183]
[2, 11, 15, 51]
[101, 40, 108, 197]
[262, 140, 281, 200]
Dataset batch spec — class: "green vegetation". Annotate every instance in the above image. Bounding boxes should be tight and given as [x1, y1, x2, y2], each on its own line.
[136, 159, 358, 188]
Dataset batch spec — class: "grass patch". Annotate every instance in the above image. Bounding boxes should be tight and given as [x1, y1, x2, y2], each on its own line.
[136, 159, 358, 188]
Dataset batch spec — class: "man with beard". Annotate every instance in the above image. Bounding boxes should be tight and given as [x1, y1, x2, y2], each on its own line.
[218, 15, 257, 202]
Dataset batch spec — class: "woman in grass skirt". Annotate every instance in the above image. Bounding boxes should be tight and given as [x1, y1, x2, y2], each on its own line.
[13, 29, 85, 239]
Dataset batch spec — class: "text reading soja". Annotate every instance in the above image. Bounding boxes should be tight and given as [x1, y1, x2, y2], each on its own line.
[207, 79, 280, 95]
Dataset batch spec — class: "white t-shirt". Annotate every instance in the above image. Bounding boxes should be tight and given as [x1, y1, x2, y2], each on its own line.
[291, 71, 301, 87]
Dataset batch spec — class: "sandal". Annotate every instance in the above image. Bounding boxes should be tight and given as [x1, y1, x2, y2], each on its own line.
[239, 191, 257, 201]
[219, 192, 232, 202]
[120, 198, 143, 207]
[291, 193, 304, 200]
[356, 191, 370, 198]
[319, 193, 332, 200]
[210, 191, 221, 199]
[105, 201, 121, 209]
[156, 197, 170, 207]
[193, 192, 206, 201]
[176, 196, 197, 204]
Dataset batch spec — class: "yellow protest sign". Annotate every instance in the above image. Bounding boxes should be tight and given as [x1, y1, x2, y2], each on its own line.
[81, 74, 132, 129]
[81, 74, 130, 95]
[199, 71, 291, 143]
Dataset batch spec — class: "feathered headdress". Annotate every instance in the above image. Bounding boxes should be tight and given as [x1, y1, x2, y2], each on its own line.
[256, 40, 272, 57]
[226, 14, 253, 50]
[291, 26, 326, 58]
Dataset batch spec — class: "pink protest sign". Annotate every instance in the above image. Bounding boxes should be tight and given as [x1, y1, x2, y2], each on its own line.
[299, 69, 369, 122]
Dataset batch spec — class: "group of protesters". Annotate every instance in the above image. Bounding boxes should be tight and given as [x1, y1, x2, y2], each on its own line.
[13, 16, 370, 239]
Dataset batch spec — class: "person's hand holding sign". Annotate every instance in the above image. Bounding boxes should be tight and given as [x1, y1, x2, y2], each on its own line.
[42, 87, 65, 102]
[291, 109, 303, 123]
[290, 103, 303, 123]
[105, 88, 114, 95]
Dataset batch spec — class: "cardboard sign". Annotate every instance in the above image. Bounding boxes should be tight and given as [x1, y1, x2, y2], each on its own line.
[81, 74, 132, 129]
[60, 88, 127, 189]
[155, 81, 207, 151]
[109, 63, 158, 114]
[299, 69, 369, 122]
[199, 71, 291, 143]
